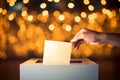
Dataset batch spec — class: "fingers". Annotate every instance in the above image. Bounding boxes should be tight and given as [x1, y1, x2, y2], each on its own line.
[72, 39, 84, 50]
[70, 28, 87, 50]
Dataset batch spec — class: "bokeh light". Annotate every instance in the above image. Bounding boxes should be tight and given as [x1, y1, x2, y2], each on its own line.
[101, 0, 107, 5]
[83, 0, 90, 5]
[74, 16, 81, 23]
[54, 0, 60, 3]
[88, 5, 94, 11]
[42, 10, 49, 16]
[27, 15, 33, 21]
[68, 2, 75, 9]
[2, 9, 7, 15]
[21, 10, 27, 17]
[0, 0, 120, 59]
[65, 25, 72, 31]
[40, 3, 47, 9]
[58, 15, 65, 21]
[48, 24, 55, 31]
[8, 12, 16, 21]
[23, 0, 29, 4]
[9, 2, 15, 6]
[0, 8, 2, 13]
[53, 10, 60, 17]
[80, 12, 87, 18]
[48, 0, 53, 2]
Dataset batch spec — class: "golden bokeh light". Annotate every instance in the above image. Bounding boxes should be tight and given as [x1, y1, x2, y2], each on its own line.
[0, 0, 120, 59]
[27, 15, 33, 21]
[92, 13, 97, 19]
[48, 24, 55, 31]
[119, 0, 120, 2]
[9, 2, 15, 7]
[40, 3, 47, 9]
[8, 12, 16, 21]
[23, 0, 29, 4]
[7, 0, 16, 7]
[81, 12, 87, 18]
[53, 10, 60, 17]
[68, 2, 75, 9]
[54, 0, 60, 3]
[42, 10, 49, 16]
[88, 5, 94, 11]
[65, 25, 72, 31]
[102, 8, 107, 14]
[101, 0, 107, 5]
[2, 9, 7, 15]
[88, 13, 97, 22]
[83, 0, 90, 5]
[37, 13, 48, 23]
[74, 16, 81, 23]
[8, 35, 17, 44]
[21, 10, 27, 17]
[63, 11, 70, 18]
[0, 8, 2, 13]
[7, 0, 17, 3]
[102, 8, 113, 19]
[48, 0, 53, 2]
[58, 15, 65, 21]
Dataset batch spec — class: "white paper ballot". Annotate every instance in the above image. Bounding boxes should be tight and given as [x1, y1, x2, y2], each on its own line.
[43, 40, 72, 65]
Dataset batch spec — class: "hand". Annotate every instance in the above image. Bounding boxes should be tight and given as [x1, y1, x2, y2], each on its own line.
[71, 28, 102, 50]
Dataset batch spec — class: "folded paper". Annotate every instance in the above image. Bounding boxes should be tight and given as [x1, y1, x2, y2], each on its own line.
[43, 40, 72, 65]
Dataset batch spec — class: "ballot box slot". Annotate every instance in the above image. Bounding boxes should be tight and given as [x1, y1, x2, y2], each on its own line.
[36, 59, 82, 63]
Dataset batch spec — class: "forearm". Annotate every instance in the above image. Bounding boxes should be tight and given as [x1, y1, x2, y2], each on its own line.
[100, 33, 120, 47]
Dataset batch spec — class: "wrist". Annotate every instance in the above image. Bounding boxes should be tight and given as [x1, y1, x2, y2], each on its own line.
[98, 33, 107, 44]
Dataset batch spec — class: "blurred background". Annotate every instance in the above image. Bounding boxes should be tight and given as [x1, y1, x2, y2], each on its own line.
[0, 0, 120, 80]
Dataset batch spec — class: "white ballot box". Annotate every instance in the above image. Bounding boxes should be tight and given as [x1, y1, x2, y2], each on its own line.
[20, 40, 98, 80]
[20, 58, 98, 80]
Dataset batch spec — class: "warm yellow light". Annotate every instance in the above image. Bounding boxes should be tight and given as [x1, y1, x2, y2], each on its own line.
[28, 15, 33, 21]
[65, 25, 72, 31]
[48, 24, 55, 31]
[42, 10, 49, 16]
[83, 0, 90, 5]
[8, 36, 17, 44]
[102, 8, 107, 14]
[23, 0, 29, 4]
[88, 5, 94, 11]
[53, 11, 60, 17]
[9, 2, 15, 6]
[48, 0, 53, 2]
[2, 9, 7, 15]
[102, 8, 111, 16]
[81, 12, 87, 18]
[68, 2, 75, 9]
[7, 0, 17, 3]
[40, 3, 47, 9]
[101, 0, 107, 5]
[0, 8, 2, 13]
[8, 15, 14, 21]
[74, 16, 81, 23]
[92, 13, 97, 19]
[20, 24, 26, 31]
[63, 11, 70, 18]
[54, 0, 60, 3]
[8, 13, 16, 21]
[58, 15, 65, 21]
[119, 0, 120, 2]
[88, 13, 97, 21]
[21, 10, 27, 17]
